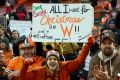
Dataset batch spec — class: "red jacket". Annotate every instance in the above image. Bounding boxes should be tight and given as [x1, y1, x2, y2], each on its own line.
[18, 43, 91, 80]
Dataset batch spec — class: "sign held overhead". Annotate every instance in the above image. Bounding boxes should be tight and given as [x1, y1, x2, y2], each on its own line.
[32, 3, 94, 42]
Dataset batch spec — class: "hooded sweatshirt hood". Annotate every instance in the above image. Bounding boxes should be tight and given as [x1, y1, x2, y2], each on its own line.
[98, 49, 117, 63]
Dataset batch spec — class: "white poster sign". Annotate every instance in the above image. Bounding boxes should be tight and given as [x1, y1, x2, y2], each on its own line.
[9, 20, 31, 37]
[32, 3, 94, 42]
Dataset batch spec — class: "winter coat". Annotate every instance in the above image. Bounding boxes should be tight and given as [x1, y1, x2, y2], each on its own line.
[88, 49, 120, 80]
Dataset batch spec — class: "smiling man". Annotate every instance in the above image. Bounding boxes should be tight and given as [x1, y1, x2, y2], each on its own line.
[4, 38, 45, 80]
[88, 30, 120, 80]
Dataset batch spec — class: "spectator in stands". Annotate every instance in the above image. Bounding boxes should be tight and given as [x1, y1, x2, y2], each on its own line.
[101, 12, 113, 31]
[15, 4, 27, 20]
[11, 30, 26, 56]
[107, 19, 120, 46]
[101, 12, 112, 27]
[18, 36, 95, 80]
[4, 38, 45, 80]
[88, 30, 120, 80]
[101, 9, 117, 28]
[101, 17, 120, 46]
[0, 39, 13, 66]
[94, 0, 112, 26]
[106, 19, 116, 30]
[0, 25, 9, 45]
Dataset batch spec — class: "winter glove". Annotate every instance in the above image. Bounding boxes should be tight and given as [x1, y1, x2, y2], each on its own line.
[87, 36, 95, 46]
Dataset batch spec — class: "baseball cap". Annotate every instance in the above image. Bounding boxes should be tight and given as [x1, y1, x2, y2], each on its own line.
[100, 30, 115, 42]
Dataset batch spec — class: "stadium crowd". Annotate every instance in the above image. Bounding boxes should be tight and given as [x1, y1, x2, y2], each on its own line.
[0, 0, 120, 80]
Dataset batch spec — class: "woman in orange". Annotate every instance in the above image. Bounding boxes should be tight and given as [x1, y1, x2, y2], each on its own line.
[18, 36, 95, 80]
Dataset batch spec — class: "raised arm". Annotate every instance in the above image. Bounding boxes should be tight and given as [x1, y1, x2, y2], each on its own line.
[64, 36, 95, 74]
[18, 58, 36, 80]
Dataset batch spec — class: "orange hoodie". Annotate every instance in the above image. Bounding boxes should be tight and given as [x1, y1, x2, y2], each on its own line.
[18, 43, 91, 80]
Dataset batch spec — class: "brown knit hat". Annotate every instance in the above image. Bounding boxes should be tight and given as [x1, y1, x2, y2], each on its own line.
[100, 30, 115, 42]
[46, 50, 60, 60]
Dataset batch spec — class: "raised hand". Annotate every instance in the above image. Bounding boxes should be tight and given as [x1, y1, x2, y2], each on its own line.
[87, 36, 95, 45]
[24, 57, 36, 65]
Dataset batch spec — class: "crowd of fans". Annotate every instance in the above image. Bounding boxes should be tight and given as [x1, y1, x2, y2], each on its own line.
[0, 0, 120, 80]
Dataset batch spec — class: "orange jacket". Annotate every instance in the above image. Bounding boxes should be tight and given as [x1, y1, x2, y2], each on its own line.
[5, 55, 45, 72]
[19, 43, 91, 80]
